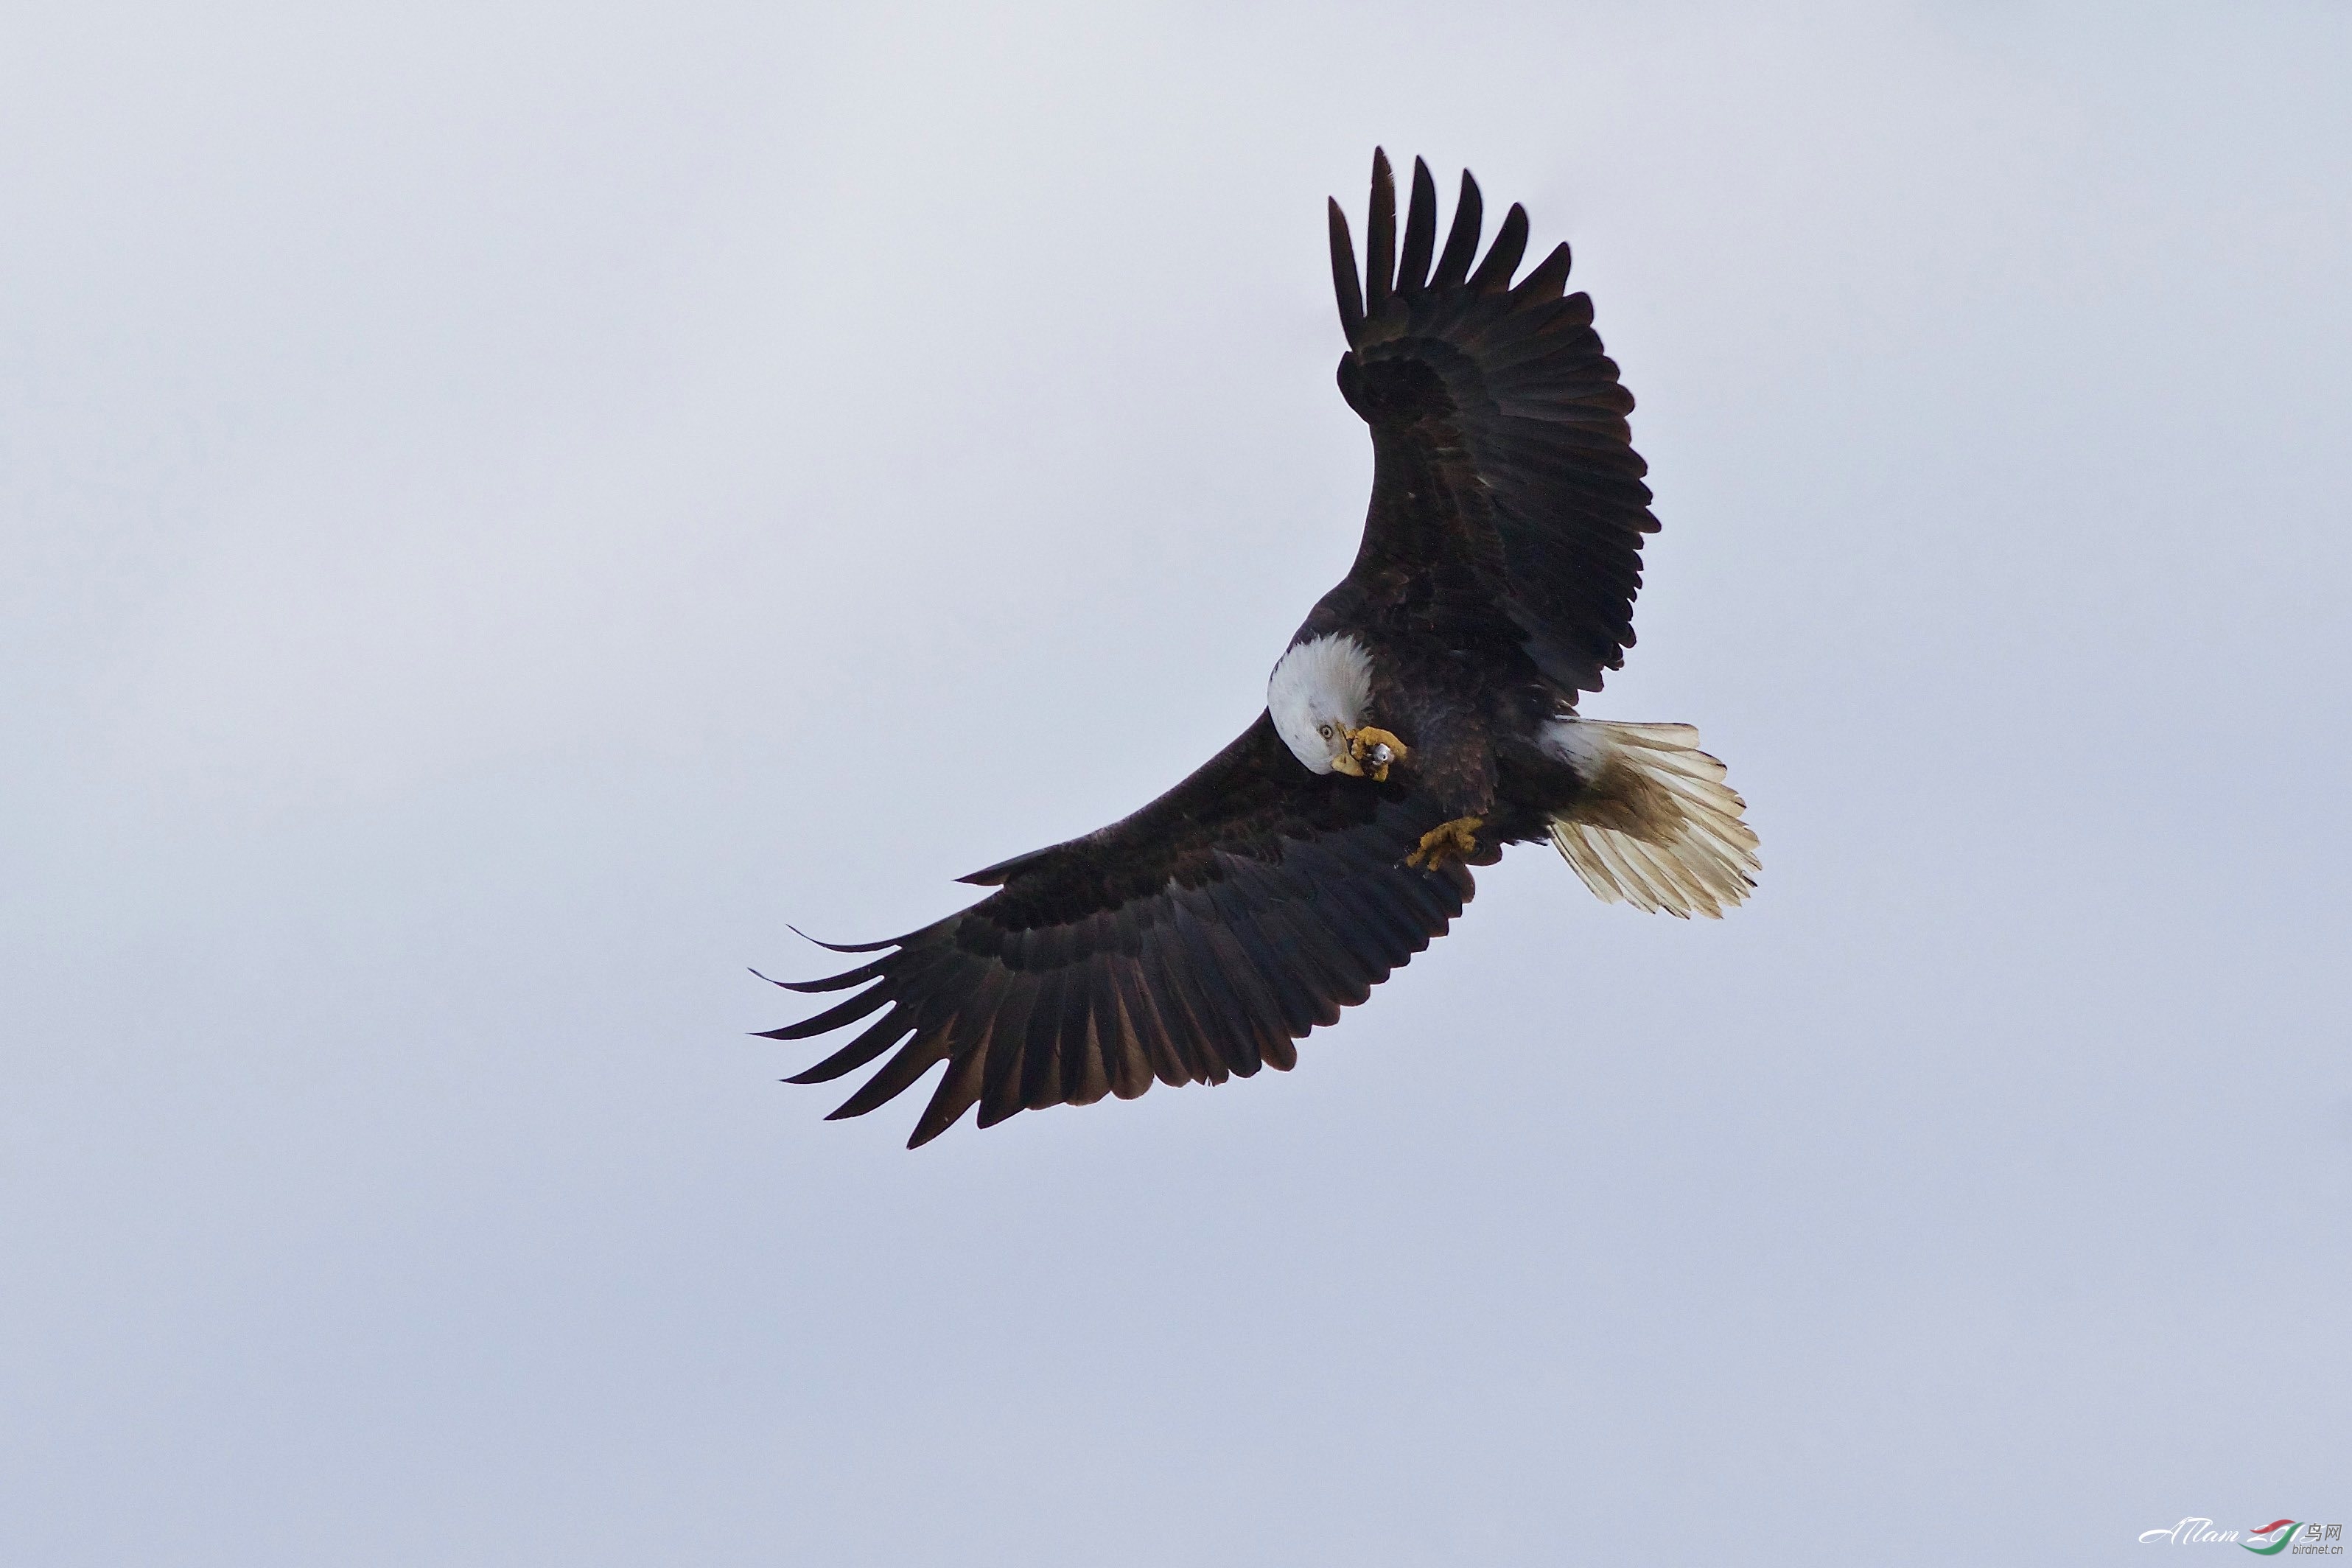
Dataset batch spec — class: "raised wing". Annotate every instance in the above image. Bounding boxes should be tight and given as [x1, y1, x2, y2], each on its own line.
[763, 715, 1475, 1147]
[1330, 150, 1658, 696]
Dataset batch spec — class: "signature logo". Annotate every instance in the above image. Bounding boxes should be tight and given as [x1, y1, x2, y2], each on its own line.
[2244, 1522, 2303, 1557]
[2138, 1520, 2343, 1553]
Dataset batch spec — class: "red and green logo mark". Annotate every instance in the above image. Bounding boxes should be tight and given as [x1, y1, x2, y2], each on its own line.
[2244, 1522, 2303, 1556]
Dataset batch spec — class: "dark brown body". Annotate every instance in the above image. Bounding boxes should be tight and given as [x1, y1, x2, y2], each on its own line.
[1294, 547, 1591, 858]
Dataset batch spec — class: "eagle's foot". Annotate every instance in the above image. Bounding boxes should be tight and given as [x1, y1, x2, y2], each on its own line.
[1407, 815, 1484, 870]
[1344, 726, 1410, 783]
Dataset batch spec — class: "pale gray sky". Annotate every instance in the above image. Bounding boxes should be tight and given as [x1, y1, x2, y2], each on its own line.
[4, 4, 2348, 1564]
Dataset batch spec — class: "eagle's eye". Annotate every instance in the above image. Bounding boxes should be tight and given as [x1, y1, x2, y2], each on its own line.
[1317, 723, 1334, 739]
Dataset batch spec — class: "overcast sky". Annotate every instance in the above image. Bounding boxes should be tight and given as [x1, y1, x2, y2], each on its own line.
[5, 4, 2348, 1564]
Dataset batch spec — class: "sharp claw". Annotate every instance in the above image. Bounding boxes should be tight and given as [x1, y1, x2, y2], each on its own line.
[1407, 815, 1484, 870]
[1343, 725, 1410, 783]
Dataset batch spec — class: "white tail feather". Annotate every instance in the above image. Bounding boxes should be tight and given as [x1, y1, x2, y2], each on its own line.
[1545, 721, 1759, 919]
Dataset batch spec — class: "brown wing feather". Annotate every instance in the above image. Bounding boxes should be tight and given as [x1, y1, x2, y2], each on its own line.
[763, 714, 1474, 1146]
[1331, 150, 1659, 697]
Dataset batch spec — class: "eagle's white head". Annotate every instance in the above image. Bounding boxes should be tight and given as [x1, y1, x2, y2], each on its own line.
[1269, 633, 1376, 774]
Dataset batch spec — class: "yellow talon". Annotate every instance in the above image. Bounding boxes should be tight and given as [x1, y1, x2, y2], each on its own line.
[1407, 815, 1484, 870]
[1341, 725, 1410, 783]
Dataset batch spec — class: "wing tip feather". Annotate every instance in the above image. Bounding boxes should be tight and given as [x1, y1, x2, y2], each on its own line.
[1328, 197, 1365, 340]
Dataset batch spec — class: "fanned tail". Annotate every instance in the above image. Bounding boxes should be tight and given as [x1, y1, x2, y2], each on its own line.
[1546, 721, 1758, 919]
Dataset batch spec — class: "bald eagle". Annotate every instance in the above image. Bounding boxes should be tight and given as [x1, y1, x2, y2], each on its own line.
[764, 151, 1759, 1147]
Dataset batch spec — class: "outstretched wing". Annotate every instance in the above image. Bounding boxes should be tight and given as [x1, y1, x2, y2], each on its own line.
[763, 715, 1475, 1147]
[1330, 149, 1657, 696]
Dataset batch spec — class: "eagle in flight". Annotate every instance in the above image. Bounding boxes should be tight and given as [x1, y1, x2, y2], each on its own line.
[764, 151, 1760, 1146]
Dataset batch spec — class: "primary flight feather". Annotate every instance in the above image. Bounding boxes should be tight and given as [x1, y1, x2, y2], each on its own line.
[763, 150, 1759, 1147]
